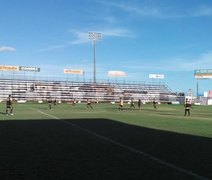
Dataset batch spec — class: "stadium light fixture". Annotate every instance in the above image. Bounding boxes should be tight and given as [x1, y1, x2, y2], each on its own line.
[88, 32, 102, 84]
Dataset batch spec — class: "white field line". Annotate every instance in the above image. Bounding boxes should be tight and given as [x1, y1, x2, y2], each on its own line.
[29, 107, 208, 180]
[29, 107, 60, 119]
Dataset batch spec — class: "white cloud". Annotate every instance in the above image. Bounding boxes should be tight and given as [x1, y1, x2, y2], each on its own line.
[99, 1, 161, 18]
[115, 51, 212, 73]
[117, 4, 160, 17]
[98, 1, 212, 19]
[103, 16, 117, 24]
[39, 28, 134, 51]
[71, 28, 134, 44]
[101, 28, 135, 38]
[191, 5, 212, 17]
[37, 44, 70, 52]
[70, 30, 90, 45]
[0, 46, 16, 52]
[180, 51, 212, 70]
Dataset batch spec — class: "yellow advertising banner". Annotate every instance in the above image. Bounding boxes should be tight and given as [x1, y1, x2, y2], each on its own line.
[0, 65, 19, 71]
[194, 69, 212, 79]
[194, 74, 212, 79]
[64, 69, 83, 75]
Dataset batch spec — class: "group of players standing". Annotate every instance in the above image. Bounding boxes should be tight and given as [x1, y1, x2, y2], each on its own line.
[118, 98, 157, 111]
[4, 95, 192, 116]
[47, 97, 93, 110]
[119, 97, 191, 116]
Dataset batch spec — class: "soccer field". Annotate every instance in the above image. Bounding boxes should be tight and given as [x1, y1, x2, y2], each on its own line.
[1, 102, 212, 137]
[1, 102, 212, 179]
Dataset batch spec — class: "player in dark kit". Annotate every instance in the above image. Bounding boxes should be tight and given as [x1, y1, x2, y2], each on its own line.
[184, 98, 192, 116]
[6, 94, 13, 115]
[118, 97, 124, 111]
[86, 99, 93, 109]
[138, 99, 142, 110]
[130, 99, 135, 109]
[153, 99, 157, 109]
[53, 99, 57, 106]
[48, 97, 52, 110]
[72, 99, 77, 106]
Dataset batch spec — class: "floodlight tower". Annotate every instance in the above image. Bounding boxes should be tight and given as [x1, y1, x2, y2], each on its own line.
[88, 32, 102, 84]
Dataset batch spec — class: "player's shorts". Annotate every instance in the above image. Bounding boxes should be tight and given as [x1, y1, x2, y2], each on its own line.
[7, 105, 12, 109]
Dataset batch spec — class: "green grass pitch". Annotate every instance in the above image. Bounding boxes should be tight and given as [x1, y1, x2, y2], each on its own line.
[1, 102, 212, 138]
[0, 102, 212, 179]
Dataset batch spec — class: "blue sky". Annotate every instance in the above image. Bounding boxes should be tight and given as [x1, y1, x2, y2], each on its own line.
[1, 0, 212, 95]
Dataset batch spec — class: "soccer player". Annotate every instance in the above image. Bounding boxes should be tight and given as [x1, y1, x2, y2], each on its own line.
[138, 99, 142, 110]
[130, 99, 135, 109]
[86, 99, 93, 109]
[118, 97, 124, 111]
[6, 94, 13, 115]
[153, 99, 157, 109]
[48, 97, 52, 110]
[72, 99, 77, 106]
[53, 98, 57, 106]
[184, 98, 192, 116]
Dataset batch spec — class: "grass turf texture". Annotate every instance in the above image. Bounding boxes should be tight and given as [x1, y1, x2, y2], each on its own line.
[0, 102, 212, 179]
[1, 102, 212, 137]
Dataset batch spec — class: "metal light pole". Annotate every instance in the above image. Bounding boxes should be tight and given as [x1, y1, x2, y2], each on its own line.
[88, 32, 102, 83]
[196, 78, 199, 99]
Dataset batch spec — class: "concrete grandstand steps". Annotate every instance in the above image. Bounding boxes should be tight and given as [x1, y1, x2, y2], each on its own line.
[0, 75, 175, 103]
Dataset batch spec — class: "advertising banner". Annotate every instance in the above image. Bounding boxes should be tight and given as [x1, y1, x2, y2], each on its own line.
[0, 65, 19, 71]
[149, 74, 165, 79]
[194, 69, 212, 79]
[19, 66, 40, 72]
[108, 71, 126, 77]
[64, 69, 83, 75]
[209, 90, 212, 97]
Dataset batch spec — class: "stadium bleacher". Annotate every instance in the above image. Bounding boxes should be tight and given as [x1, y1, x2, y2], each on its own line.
[0, 75, 177, 103]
